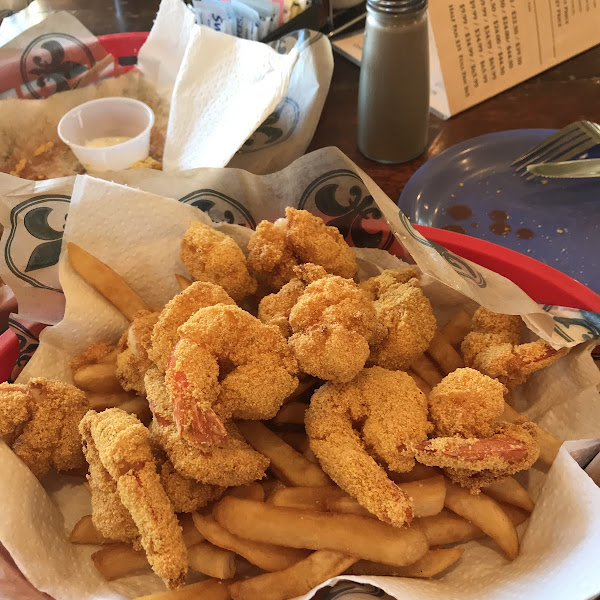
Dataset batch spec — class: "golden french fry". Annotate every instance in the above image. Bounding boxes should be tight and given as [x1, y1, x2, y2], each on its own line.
[99, 348, 119, 364]
[70, 514, 112, 545]
[444, 480, 519, 559]
[187, 542, 236, 579]
[482, 477, 535, 512]
[348, 547, 465, 578]
[175, 274, 193, 291]
[389, 464, 439, 483]
[409, 354, 444, 387]
[501, 402, 561, 466]
[192, 512, 309, 571]
[267, 486, 343, 511]
[92, 544, 149, 580]
[271, 402, 307, 425]
[238, 422, 330, 487]
[259, 478, 287, 499]
[427, 331, 465, 375]
[179, 513, 205, 547]
[135, 578, 231, 600]
[86, 391, 133, 411]
[73, 363, 122, 393]
[498, 502, 530, 526]
[83, 480, 91, 493]
[303, 446, 319, 464]
[118, 396, 152, 422]
[398, 476, 446, 518]
[276, 432, 309, 454]
[225, 482, 265, 502]
[441, 310, 472, 346]
[407, 370, 432, 395]
[416, 509, 484, 545]
[213, 497, 428, 567]
[285, 377, 319, 402]
[68, 242, 150, 321]
[228, 550, 357, 600]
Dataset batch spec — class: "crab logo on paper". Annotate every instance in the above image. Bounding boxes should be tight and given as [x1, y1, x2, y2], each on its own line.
[178, 189, 256, 229]
[20, 34, 95, 99]
[298, 170, 395, 250]
[4, 194, 70, 292]
[239, 97, 300, 153]
[269, 29, 322, 54]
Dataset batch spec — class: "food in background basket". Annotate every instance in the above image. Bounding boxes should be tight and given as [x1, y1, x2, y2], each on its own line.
[3, 209, 568, 599]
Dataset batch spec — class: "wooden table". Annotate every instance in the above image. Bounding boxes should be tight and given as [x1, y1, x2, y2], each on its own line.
[30, 0, 600, 201]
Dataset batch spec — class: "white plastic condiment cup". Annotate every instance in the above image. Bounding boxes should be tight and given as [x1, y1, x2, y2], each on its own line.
[57, 97, 155, 172]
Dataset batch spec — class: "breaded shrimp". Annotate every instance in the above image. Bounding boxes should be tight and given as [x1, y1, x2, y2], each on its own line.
[360, 270, 437, 370]
[180, 221, 257, 303]
[116, 310, 160, 395]
[69, 342, 118, 373]
[145, 368, 269, 488]
[159, 460, 224, 513]
[305, 367, 432, 527]
[167, 304, 298, 446]
[79, 409, 187, 589]
[288, 276, 385, 383]
[150, 281, 235, 372]
[247, 208, 358, 293]
[461, 307, 569, 386]
[1, 379, 88, 479]
[414, 368, 540, 491]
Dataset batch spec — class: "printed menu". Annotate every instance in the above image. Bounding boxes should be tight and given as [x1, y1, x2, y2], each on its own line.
[332, 0, 600, 118]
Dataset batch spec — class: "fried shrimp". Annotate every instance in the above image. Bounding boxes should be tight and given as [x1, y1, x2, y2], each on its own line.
[1, 379, 88, 479]
[414, 368, 540, 491]
[359, 269, 437, 370]
[80, 409, 187, 589]
[288, 276, 384, 383]
[145, 368, 269, 487]
[305, 367, 432, 527]
[149, 281, 235, 372]
[166, 304, 298, 446]
[461, 307, 569, 386]
[180, 221, 257, 303]
[116, 310, 160, 395]
[247, 208, 358, 293]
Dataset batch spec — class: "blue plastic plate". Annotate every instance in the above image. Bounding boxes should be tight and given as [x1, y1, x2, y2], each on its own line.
[399, 129, 600, 293]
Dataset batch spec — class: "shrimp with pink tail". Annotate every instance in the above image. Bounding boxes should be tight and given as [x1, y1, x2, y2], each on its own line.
[305, 367, 432, 527]
[461, 307, 569, 387]
[413, 368, 540, 491]
[165, 304, 298, 447]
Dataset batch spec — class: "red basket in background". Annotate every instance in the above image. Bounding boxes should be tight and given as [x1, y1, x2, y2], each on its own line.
[98, 31, 149, 71]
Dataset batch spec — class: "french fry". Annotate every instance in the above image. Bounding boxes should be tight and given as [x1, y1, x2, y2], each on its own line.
[213, 497, 429, 567]
[269, 477, 445, 519]
[407, 370, 432, 395]
[225, 482, 265, 501]
[259, 478, 287, 499]
[83, 480, 91, 493]
[73, 363, 122, 393]
[409, 354, 444, 387]
[498, 502, 530, 526]
[119, 396, 152, 422]
[389, 464, 439, 483]
[276, 432, 310, 454]
[179, 513, 205, 547]
[175, 274, 193, 291]
[135, 578, 231, 600]
[416, 509, 484, 545]
[348, 547, 465, 578]
[86, 391, 133, 411]
[68, 242, 150, 321]
[228, 550, 357, 600]
[187, 542, 236, 579]
[92, 544, 149, 580]
[238, 422, 330, 487]
[501, 402, 561, 466]
[482, 477, 535, 512]
[441, 310, 472, 346]
[444, 480, 519, 559]
[427, 331, 465, 375]
[285, 377, 319, 402]
[69, 514, 112, 545]
[271, 402, 307, 425]
[192, 512, 309, 571]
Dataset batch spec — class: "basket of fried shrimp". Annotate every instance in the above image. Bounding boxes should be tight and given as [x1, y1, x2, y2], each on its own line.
[1, 177, 599, 600]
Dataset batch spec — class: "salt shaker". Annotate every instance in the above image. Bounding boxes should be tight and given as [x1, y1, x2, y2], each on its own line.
[357, 0, 429, 164]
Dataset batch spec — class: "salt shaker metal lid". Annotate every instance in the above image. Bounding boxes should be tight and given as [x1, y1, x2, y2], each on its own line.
[366, 0, 426, 14]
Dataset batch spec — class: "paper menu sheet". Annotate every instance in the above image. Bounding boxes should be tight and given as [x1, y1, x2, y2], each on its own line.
[332, 0, 600, 118]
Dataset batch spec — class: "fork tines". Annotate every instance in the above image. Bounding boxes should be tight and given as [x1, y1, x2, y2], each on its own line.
[511, 120, 600, 177]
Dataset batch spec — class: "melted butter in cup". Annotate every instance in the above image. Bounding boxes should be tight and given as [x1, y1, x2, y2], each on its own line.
[85, 136, 132, 149]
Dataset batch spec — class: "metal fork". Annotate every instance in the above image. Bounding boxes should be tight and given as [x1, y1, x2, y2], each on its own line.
[511, 120, 600, 178]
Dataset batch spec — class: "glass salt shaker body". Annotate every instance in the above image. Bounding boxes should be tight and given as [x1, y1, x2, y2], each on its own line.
[357, 0, 429, 164]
